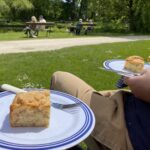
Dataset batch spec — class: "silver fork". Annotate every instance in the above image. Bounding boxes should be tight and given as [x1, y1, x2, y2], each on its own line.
[0, 84, 81, 109]
[51, 102, 81, 109]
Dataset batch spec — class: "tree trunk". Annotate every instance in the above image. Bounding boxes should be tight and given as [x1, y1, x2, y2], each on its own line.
[128, 0, 135, 31]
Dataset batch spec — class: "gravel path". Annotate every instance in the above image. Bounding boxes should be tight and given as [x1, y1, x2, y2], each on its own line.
[0, 35, 150, 54]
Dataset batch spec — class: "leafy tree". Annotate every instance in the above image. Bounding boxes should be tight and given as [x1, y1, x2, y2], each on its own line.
[31, 0, 63, 20]
[79, 0, 88, 19]
[0, 0, 9, 17]
[61, 0, 80, 20]
[49, 0, 63, 20]
[0, 0, 33, 20]
[132, 0, 150, 32]
[1, 0, 150, 32]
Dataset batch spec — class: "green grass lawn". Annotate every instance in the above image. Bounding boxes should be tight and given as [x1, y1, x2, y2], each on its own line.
[0, 40, 150, 150]
[0, 40, 150, 91]
[0, 29, 139, 41]
[0, 26, 93, 41]
[0, 30, 110, 41]
[0, 30, 78, 41]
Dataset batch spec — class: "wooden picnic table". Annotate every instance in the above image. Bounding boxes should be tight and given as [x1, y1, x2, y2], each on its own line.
[25, 22, 55, 37]
[25, 22, 55, 31]
[82, 23, 96, 26]
[68, 23, 96, 35]
[26, 22, 55, 26]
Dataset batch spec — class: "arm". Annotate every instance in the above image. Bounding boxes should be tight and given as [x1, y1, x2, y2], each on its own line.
[124, 69, 150, 102]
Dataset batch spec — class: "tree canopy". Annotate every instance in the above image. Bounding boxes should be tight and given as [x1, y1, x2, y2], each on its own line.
[0, 0, 150, 32]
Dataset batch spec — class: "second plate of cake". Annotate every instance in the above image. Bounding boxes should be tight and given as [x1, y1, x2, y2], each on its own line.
[103, 59, 150, 75]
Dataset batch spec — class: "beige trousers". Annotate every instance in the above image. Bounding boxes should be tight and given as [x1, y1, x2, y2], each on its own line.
[50, 71, 133, 150]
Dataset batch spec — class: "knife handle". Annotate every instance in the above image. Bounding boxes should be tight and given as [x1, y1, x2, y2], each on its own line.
[0, 84, 26, 93]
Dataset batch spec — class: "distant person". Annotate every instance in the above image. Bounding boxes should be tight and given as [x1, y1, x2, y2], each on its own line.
[84, 19, 94, 35]
[75, 18, 83, 35]
[24, 16, 39, 38]
[39, 15, 46, 30]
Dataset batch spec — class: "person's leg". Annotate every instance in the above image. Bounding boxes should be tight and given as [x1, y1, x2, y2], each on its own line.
[26, 29, 31, 38]
[34, 30, 39, 36]
[78, 28, 81, 35]
[29, 29, 34, 37]
[50, 71, 105, 150]
[76, 29, 79, 35]
[24, 27, 30, 37]
[24, 29, 27, 34]
[34, 27, 39, 36]
[50, 71, 132, 150]
[50, 71, 94, 106]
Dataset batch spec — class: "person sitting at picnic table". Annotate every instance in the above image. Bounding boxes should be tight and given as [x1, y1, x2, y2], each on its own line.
[75, 18, 83, 35]
[50, 68, 150, 150]
[24, 16, 39, 38]
[84, 19, 94, 35]
[38, 15, 46, 30]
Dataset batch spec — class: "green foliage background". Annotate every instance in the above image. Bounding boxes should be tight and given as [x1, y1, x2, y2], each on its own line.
[0, 0, 150, 32]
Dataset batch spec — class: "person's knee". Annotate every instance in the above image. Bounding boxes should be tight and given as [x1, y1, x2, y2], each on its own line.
[51, 71, 62, 87]
[50, 71, 81, 92]
[52, 71, 65, 80]
[51, 71, 70, 90]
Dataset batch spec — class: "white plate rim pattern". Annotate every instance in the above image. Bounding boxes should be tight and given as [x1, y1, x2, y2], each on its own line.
[103, 59, 125, 71]
[103, 59, 150, 72]
[0, 90, 95, 150]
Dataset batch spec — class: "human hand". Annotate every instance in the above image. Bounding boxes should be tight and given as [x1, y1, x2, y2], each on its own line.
[124, 69, 150, 102]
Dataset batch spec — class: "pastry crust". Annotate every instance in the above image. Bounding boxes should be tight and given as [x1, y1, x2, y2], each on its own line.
[10, 90, 50, 127]
[124, 56, 144, 73]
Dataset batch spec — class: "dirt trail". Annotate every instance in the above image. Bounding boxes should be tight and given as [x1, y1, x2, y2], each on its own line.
[0, 36, 150, 54]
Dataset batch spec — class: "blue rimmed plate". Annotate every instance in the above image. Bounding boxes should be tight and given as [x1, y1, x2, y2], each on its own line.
[0, 90, 95, 150]
[103, 59, 150, 73]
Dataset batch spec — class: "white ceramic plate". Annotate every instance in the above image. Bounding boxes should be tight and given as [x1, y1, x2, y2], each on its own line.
[0, 90, 95, 150]
[103, 59, 150, 74]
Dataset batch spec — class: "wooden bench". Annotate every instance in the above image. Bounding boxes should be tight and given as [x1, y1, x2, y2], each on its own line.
[25, 22, 55, 37]
[68, 23, 96, 35]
